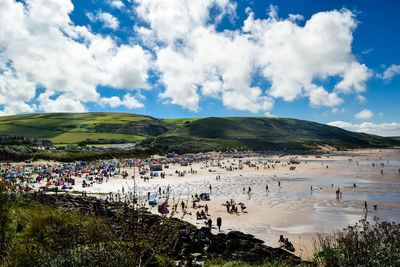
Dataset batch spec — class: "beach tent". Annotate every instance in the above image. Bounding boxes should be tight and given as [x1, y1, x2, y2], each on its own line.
[200, 193, 210, 201]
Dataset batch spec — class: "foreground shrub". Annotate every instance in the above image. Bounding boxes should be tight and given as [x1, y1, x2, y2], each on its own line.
[1, 196, 174, 266]
[314, 218, 400, 266]
[0, 181, 8, 260]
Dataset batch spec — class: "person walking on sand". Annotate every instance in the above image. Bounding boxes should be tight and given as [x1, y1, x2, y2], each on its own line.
[217, 217, 222, 231]
[205, 204, 209, 215]
[364, 201, 368, 212]
[266, 184, 269, 192]
[207, 218, 212, 230]
[181, 201, 185, 212]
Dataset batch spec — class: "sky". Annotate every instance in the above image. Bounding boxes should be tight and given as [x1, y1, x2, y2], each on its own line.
[0, 0, 400, 136]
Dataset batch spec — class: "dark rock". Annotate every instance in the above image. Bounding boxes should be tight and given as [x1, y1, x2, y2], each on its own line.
[226, 239, 242, 251]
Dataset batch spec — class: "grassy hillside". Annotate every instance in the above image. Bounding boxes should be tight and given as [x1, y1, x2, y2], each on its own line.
[0, 113, 398, 151]
[148, 117, 400, 153]
[0, 113, 172, 145]
[162, 118, 202, 126]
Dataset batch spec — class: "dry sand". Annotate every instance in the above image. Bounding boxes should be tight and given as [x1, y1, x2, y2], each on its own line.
[23, 148, 400, 259]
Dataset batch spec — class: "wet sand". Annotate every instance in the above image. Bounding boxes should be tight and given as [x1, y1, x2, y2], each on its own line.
[20, 148, 400, 259]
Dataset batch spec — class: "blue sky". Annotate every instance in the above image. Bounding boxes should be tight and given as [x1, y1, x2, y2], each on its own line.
[0, 0, 399, 136]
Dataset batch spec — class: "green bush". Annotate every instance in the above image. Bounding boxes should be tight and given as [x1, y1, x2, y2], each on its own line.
[0, 181, 8, 260]
[204, 258, 297, 267]
[0, 194, 179, 266]
[314, 219, 400, 266]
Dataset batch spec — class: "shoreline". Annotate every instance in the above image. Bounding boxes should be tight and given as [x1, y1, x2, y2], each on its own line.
[3, 148, 400, 260]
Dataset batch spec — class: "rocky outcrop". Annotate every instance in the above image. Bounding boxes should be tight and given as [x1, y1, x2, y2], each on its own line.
[27, 194, 303, 266]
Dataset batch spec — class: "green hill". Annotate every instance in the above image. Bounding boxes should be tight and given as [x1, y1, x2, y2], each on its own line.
[0, 113, 173, 145]
[0, 113, 398, 152]
[153, 117, 400, 153]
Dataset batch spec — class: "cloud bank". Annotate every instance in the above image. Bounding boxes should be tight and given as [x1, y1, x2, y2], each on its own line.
[327, 121, 400, 136]
[135, 1, 370, 112]
[0, 0, 379, 115]
[0, 0, 150, 115]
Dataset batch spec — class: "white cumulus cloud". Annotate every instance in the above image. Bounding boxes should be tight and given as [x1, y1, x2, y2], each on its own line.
[100, 94, 144, 109]
[0, 0, 376, 115]
[87, 11, 120, 30]
[327, 121, 400, 137]
[354, 109, 374, 120]
[135, 1, 370, 113]
[38, 91, 87, 113]
[378, 64, 400, 81]
[0, 0, 151, 115]
[0, 69, 37, 115]
[107, 0, 125, 9]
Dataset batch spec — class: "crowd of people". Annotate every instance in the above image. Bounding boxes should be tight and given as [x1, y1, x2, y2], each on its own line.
[2, 151, 396, 256]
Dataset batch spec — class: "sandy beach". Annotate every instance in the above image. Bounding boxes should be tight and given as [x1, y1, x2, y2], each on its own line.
[8, 148, 400, 259]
